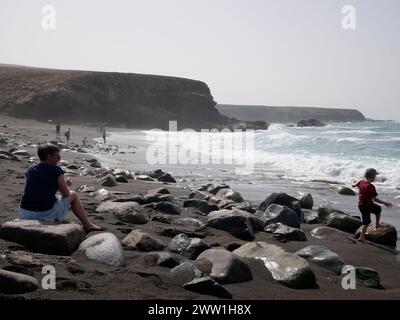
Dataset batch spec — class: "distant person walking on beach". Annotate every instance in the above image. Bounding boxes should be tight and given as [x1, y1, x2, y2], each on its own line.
[56, 123, 61, 140]
[82, 137, 87, 147]
[64, 128, 71, 145]
[352, 168, 393, 242]
[102, 128, 107, 144]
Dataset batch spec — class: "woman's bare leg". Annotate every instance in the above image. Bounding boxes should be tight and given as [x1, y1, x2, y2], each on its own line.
[69, 191, 102, 232]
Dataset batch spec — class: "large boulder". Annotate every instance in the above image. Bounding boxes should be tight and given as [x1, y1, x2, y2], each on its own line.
[12, 150, 31, 157]
[260, 204, 300, 229]
[295, 192, 314, 209]
[157, 173, 177, 183]
[215, 189, 244, 203]
[317, 205, 346, 223]
[147, 187, 171, 195]
[115, 175, 128, 183]
[206, 183, 230, 195]
[355, 223, 397, 247]
[311, 226, 356, 243]
[182, 276, 232, 299]
[207, 209, 263, 240]
[296, 246, 345, 275]
[98, 174, 117, 187]
[151, 202, 182, 215]
[183, 200, 219, 215]
[0, 220, 85, 256]
[150, 252, 182, 268]
[189, 190, 210, 201]
[265, 223, 307, 242]
[170, 262, 204, 282]
[96, 201, 148, 224]
[197, 249, 252, 284]
[0, 269, 39, 294]
[174, 218, 205, 228]
[233, 242, 317, 289]
[337, 186, 356, 196]
[145, 193, 177, 205]
[259, 193, 302, 222]
[341, 266, 383, 289]
[112, 194, 146, 205]
[122, 229, 166, 251]
[78, 232, 125, 267]
[168, 234, 209, 259]
[326, 213, 363, 233]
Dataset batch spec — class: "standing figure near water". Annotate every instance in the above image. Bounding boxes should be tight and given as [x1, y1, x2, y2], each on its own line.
[64, 128, 71, 145]
[352, 168, 393, 242]
[56, 123, 61, 140]
[102, 127, 106, 144]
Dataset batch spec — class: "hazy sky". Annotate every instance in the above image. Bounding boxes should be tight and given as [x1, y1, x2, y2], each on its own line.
[1, 0, 399, 120]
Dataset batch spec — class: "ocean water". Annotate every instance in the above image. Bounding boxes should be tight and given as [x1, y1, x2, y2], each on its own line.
[251, 122, 400, 191]
[100, 122, 400, 192]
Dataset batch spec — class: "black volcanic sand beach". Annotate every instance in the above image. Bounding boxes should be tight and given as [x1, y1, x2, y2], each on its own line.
[0, 115, 399, 300]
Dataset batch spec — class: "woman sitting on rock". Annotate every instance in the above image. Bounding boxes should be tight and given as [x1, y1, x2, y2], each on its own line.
[19, 143, 102, 233]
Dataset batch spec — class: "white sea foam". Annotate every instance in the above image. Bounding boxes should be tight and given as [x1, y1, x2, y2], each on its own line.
[107, 122, 400, 192]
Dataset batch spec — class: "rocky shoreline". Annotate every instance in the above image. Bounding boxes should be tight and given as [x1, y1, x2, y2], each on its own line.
[0, 115, 399, 300]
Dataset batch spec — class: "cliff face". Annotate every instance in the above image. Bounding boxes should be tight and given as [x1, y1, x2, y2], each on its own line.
[0, 65, 225, 130]
[216, 104, 366, 123]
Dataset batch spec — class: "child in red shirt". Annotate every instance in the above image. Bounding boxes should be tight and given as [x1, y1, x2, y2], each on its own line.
[352, 168, 393, 242]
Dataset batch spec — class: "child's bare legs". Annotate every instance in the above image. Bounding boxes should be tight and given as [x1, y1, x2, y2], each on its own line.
[358, 224, 369, 242]
[69, 191, 101, 232]
[375, 213, 382, 229]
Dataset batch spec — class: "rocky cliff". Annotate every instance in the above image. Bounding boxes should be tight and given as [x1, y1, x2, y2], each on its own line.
[0, 64, 226, 130]
[216, 104, 366, 123]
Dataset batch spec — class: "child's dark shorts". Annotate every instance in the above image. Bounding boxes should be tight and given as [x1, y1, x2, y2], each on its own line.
[358, 204, 382, 225]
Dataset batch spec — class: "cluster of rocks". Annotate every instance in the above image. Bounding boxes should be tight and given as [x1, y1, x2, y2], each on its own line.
[297, 119, 327, 127]
[0, 160, 395, 298]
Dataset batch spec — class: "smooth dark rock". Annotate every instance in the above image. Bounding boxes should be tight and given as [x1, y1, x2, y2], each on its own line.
[152, 201, 182, 215]
[295, 192, 314, 209]
[197, 249, 252, 284]
[297, 119, 326, 127]
[99, 174, 117, 187]
[296, 245, 345, 274]
[337, 186, 356, 196]
[182, 276, 232, 299]
[157, 173, 176, 183]
[207, 210, 255, 240]
[96, 202, 148, 224]
[234, 242, 317, 289]
[265, 223, 307, 242]
[183, 200, 219, 214]
[260, 204, 300, 228]
[326, 213, 363, 233]
[168, 234, 209, 259]
[259, 193, 303, 222]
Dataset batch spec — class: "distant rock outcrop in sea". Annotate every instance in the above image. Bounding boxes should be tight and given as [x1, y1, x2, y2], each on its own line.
[216, 104, 366, 123]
